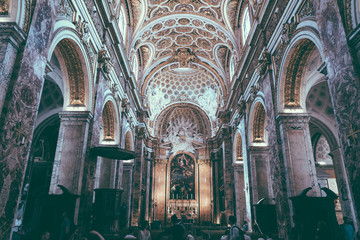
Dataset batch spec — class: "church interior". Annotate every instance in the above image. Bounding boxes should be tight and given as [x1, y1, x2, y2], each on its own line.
[1, 0, 360, 239]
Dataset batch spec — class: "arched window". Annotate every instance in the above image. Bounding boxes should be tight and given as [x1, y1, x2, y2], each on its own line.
[242, 7, 251, 44]
[118, 6, 127, 42]
[229, 55, 235, 81]
[132, 56, 139, 81]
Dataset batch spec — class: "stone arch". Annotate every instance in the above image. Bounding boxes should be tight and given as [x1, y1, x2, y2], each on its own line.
[101, 101, 116, 142]
[125, 130, 134, 151]
[248, 99, 268, 146]
[308, 116, 357, 225]
[277, 31, 325, 113]
[154, 103, 212, 137]
[283, 39, 315, 108]
[47, 30, 93, 111]
[233, 130, 244, 164]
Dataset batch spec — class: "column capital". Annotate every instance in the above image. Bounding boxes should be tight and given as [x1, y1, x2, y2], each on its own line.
[198, 159, 210, 166]
[59, 111, 93, 122]
[276, 113, 310, 130]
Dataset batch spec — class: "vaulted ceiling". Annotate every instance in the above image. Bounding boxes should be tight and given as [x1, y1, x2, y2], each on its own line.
[127, 0, 245, 138]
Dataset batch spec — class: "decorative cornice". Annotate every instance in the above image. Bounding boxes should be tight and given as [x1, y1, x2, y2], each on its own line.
[0, 23, 26, 49]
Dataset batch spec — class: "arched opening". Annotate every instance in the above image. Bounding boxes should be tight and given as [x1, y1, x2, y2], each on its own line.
[125, 130, 134, 151]
[102, 101, 116, 141]
[118, 6, 127, 42]
[248, 100, 273, 207]
[242, 6, 251, 44]
[253, 103, 266, 143]
[307, 81, 355, 225]
[16, 75, 63, 239]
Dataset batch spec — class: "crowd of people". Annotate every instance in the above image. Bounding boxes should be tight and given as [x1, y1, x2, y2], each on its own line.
[13, 212, 360, 240]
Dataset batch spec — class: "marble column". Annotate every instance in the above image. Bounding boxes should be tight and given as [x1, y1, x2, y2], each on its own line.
[277, 114, 319, 197]
[130, 126, 146, 226]
[49, 111, 92, 195]
[0, 23, 25, 114]
[0, 1, 57, 238]
[152, 159, 167, 225]
[234, 164, 246, 227]
[211, 148, 221, 224]
[198, 159, 212, 223]
[314, 0, 360, 225]
[247, 146, 272, 204]
[221, 127, 235, 219]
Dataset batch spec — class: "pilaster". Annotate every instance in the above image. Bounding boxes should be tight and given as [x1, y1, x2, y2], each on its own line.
[221, 126, 235, 219]
[233, 164, 246, 227]
[0, 23, 26, 113]
[49, 111, 93, 196]
[247, 146, 272, 204]
[130, 126, 146, 226]
[277, 114, 319, 197]
[122, 162, 134, 227]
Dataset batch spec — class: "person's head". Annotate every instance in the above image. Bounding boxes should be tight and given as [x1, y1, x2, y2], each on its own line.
[181, 215, 187, 223]
[228, 215, 236, 225]
[62, 212, 68, 219]
[41, 230, 50, 240]
[140, 220, 149, 230]
[171, 214, 179, 224]
[343, 216, 352, 224]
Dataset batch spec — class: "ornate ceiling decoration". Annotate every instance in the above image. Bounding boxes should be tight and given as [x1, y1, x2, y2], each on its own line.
[156, 105, 212, 147]
[146, 66, 222, 121]
[128, 0, 244, 134]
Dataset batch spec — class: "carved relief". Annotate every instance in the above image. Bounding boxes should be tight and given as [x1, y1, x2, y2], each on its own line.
[281, 18, 299, 44]
[298, 0, 315, 21]
[284, 40, 314, 108]
[256, 49, 271, 76]
[98, 48, 114, 74]
[57, 0, 74, 20]
[58, 39, 85, 105]
[172, 48, 197, 67]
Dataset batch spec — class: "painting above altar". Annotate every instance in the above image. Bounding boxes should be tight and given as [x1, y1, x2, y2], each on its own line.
[170, 153, 195, 200]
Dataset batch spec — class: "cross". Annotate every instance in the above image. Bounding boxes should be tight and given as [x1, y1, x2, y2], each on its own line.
[347, 124, 360, 144]
[14, 123, 26, 144]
